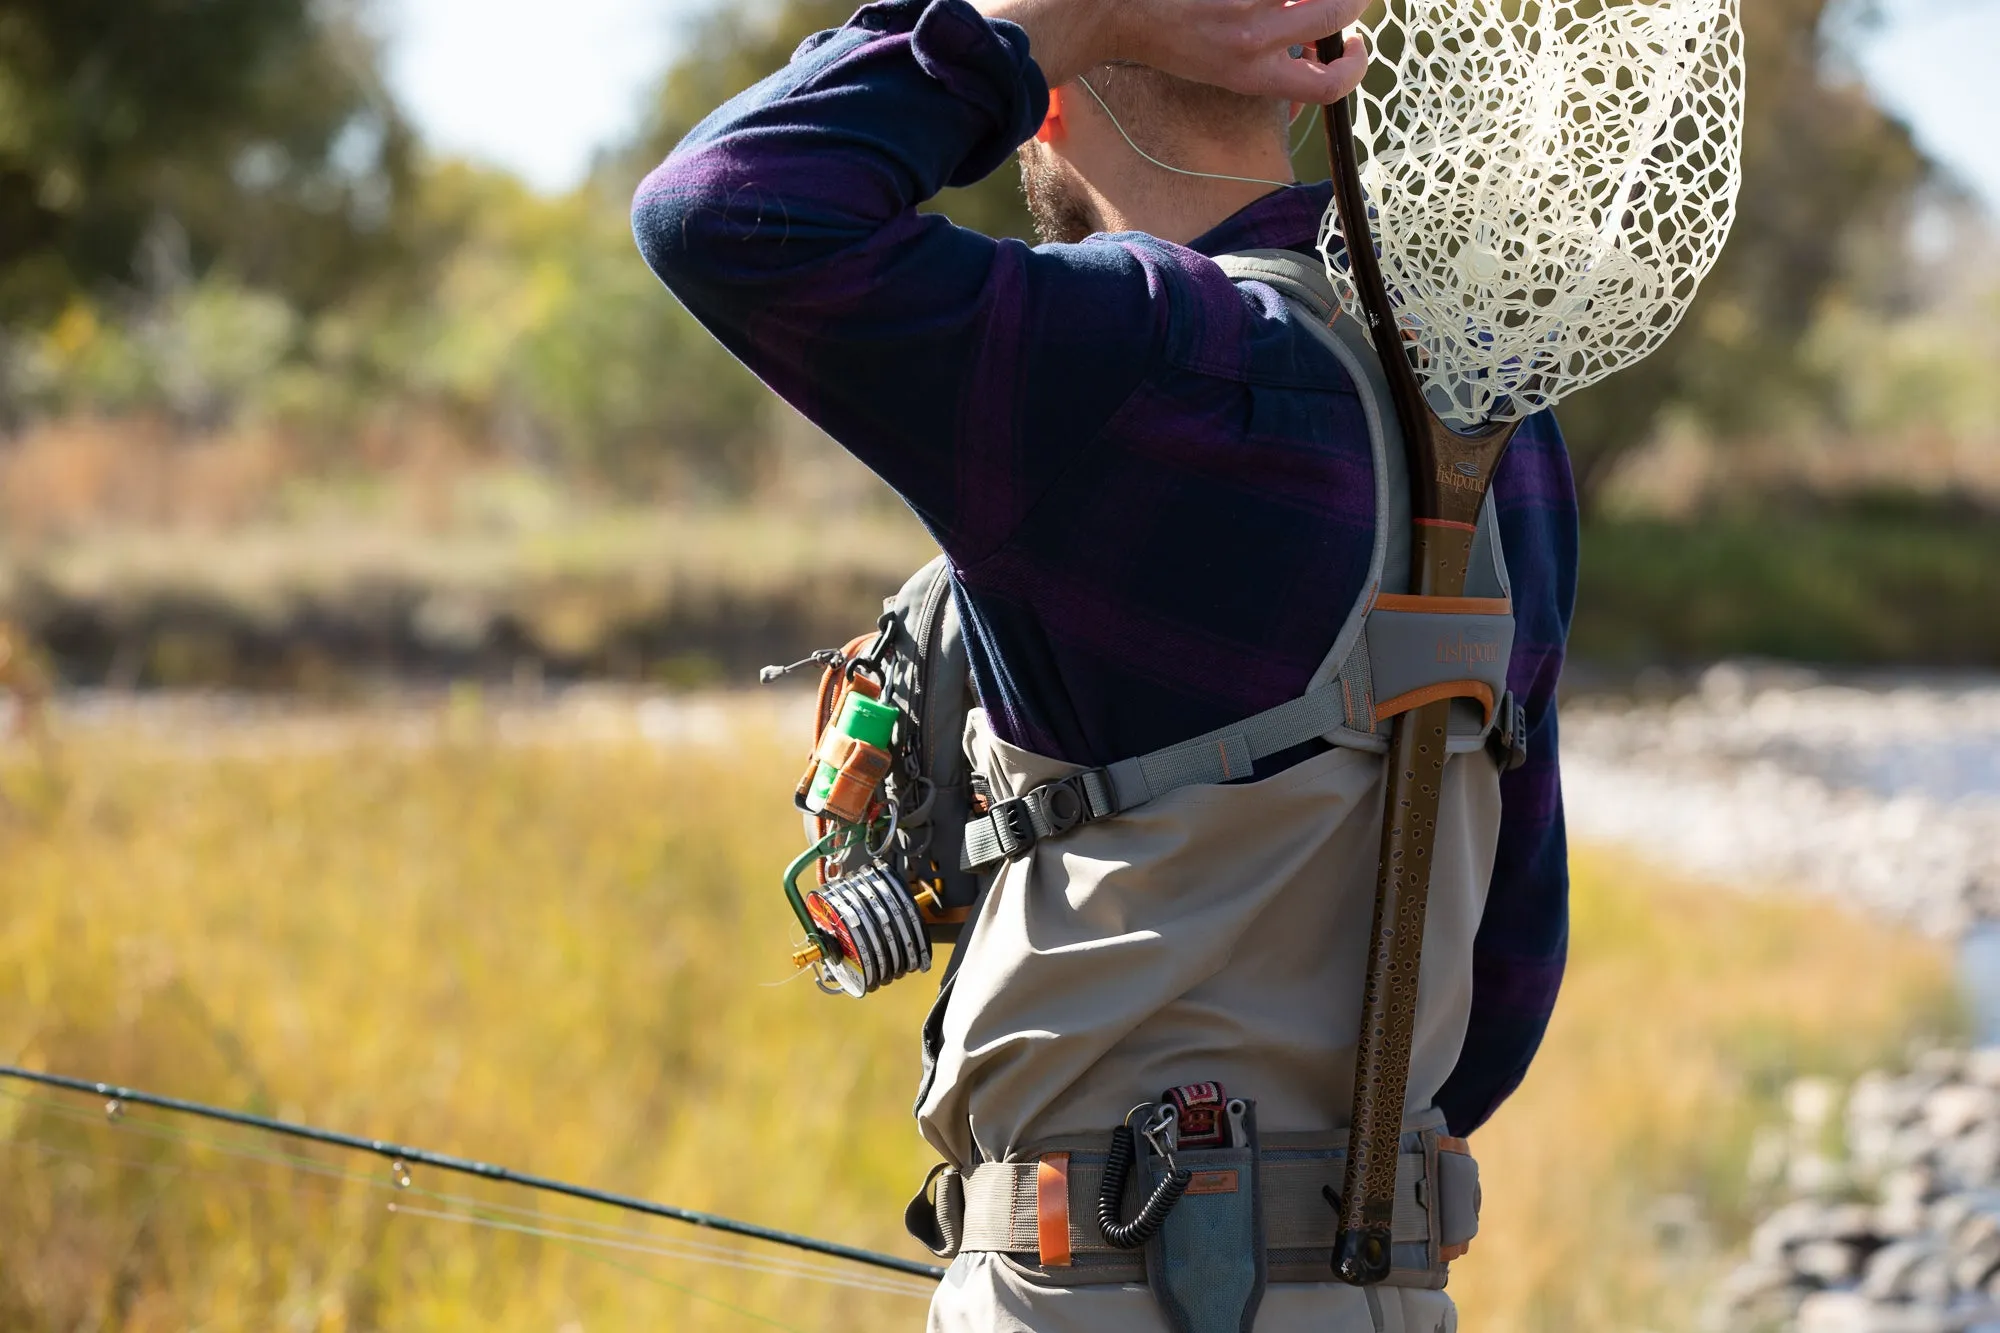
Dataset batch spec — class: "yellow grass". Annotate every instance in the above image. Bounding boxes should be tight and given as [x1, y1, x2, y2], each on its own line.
[0, 700, 1963, 1331]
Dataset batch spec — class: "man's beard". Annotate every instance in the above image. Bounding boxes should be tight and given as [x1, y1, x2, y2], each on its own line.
[1019, 145, 1098, 245]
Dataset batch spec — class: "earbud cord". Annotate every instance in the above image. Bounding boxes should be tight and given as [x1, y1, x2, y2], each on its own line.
[1073, 74, 1304, 190]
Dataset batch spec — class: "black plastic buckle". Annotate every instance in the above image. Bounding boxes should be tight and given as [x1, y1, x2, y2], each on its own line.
[1487, 692, 1529, 773]
[988, 797, 1036, 859]
[1039, 777, 1090, 837]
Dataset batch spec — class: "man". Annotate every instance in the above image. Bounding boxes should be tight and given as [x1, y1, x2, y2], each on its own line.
[634, 0, 1575, 1325]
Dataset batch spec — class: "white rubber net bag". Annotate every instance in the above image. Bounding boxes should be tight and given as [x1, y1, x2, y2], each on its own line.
[1320, 0, 1745, 427]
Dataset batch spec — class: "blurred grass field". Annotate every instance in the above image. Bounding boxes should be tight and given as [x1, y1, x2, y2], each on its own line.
[0, 696, 1965, 1331]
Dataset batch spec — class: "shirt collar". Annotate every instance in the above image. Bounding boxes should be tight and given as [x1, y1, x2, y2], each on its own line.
[1188, 181, 1334, 258]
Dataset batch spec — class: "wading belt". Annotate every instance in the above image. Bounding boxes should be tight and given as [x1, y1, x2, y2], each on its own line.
[907, 1116, 1480, 1290]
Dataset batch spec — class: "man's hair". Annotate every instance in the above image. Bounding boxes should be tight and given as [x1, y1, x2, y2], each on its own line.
[1083, 62, 1291, 158]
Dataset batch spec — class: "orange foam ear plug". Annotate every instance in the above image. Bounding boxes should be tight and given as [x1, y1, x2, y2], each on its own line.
[1035, 86, 1064, 143]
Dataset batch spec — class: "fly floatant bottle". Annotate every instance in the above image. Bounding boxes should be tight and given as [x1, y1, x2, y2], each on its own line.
[801, 689, 898, 825]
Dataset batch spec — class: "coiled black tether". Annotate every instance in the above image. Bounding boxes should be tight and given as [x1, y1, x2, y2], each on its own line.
[1097, 1111, 1191, 1250]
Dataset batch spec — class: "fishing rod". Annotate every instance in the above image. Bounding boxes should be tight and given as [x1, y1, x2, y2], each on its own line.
[0, 1063, 946, 1282]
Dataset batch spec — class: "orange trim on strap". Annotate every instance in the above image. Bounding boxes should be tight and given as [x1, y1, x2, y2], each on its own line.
[1414, 518, 1477, 532]
[1374, 681, 1496, 728]
[1372, 595, 1512, 616]
[1036, 1154, 1072, 1268]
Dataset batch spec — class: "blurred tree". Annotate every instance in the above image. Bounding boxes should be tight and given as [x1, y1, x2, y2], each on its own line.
[1550, 0, 1934, 505]
[0, 0, 417, 324]
[375, 164, 774, 490]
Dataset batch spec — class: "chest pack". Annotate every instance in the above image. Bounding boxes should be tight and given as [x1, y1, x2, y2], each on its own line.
[762, 249, 1526, 999]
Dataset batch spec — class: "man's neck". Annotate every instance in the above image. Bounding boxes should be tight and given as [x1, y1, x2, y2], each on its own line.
[1089, 177, 1284, 247]
[1080, 139, 1296, 246]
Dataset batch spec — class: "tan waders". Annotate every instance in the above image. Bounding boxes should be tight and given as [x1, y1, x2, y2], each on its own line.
[889, 251, 1514, 1332]
[915, 709, 1499, 1332]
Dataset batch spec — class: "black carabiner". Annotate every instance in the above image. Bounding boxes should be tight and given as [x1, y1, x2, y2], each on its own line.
[847, 610, 900, 684]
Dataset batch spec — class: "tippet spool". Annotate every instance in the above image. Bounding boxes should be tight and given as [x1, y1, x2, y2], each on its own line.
[804, 860, 932, 997]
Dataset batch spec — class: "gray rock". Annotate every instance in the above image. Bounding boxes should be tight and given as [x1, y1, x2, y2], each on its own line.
[1951, 1209, 2000, 1294]
[1921, 1052, 1969, 1080]
[1864, 1240, 1947, 1302]
[1757, 1200, 1848, 1264]
[1797, 1239, 1867, 1285]
[1911, 1254, 1959, 1308]
[1797, 1291, 1957, 1333]
[1880, 1169, 1943, 1238]
[1929, 1087, 2000, 1142]
[1942, 1132, 2000, 1190]
[1721, 1258, 1808, 1306]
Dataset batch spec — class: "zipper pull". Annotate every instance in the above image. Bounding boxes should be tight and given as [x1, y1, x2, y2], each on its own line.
[758, 649, 844, 684]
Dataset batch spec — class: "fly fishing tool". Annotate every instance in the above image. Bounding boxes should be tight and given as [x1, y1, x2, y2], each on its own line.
[770, 615, 936, 997]
[1314, 0, 1743, 1285]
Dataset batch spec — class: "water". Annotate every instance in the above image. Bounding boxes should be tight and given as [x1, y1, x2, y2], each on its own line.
[1833, 723, 2000, 1043]
[1857, 729, 2000, 1042]
[1840, 729, 2000, 1043]
[1850, 738, 2000, 804]
[1962, 923, 2000, 1046]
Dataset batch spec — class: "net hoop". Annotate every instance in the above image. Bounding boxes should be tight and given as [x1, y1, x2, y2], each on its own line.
[1320, 0, 1746, 428]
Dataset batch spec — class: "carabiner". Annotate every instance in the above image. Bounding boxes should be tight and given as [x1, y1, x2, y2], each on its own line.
[846, 610, 900, 684]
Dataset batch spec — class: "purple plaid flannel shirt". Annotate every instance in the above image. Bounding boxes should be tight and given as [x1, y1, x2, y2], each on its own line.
[633, 0, 1577, 1134]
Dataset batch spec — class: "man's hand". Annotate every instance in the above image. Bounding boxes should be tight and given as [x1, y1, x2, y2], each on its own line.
[976, 0, 1368, 103]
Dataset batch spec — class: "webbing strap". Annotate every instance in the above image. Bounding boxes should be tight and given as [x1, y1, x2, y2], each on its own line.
[956, 1151, 1433, 1255]
[959, 674, 1355, 870]
[930, 1126, 1477, 1289]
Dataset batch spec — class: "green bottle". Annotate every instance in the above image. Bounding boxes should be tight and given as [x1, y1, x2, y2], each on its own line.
[806, 691, 899, 819]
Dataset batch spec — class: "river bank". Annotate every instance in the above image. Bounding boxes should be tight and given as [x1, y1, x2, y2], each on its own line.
[0, 692, 1959, 1333]
[1560, 666, 2000, 1332]
[1563, 664, 2000, 938]
[7, 504, 1999, 691]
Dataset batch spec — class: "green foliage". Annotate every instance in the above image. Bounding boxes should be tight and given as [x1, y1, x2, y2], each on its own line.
[0, 0, 1966, 505]
[0, 0, 417, 323]
[1555, 0, 1935, 504]
[1575, 504, 2000, 667]
[357, 166, 771, 487]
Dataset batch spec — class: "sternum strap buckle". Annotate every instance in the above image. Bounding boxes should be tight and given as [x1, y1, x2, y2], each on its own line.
[962, 769, 1118, 870]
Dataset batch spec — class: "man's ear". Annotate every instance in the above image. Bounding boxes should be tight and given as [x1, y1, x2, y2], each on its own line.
[1036, 86, 1066, 143]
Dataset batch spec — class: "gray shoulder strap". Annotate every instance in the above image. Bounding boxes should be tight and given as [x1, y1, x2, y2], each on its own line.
[1213, 250, 1408, 686]
[1215, 250, 1512, 753]
[958, 250, 1520, 873]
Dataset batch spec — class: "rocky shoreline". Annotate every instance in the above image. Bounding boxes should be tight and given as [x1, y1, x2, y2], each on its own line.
[1718, 1051, 2000, 1333]
[1562, 666, 2000, 1332]
[1562, 665, 2000, 936]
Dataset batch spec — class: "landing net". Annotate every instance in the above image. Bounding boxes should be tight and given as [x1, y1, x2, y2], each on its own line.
[1320, 0, 1745, 427]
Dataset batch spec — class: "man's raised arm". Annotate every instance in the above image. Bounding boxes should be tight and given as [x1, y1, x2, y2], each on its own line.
[631, 0, 1364, 555]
